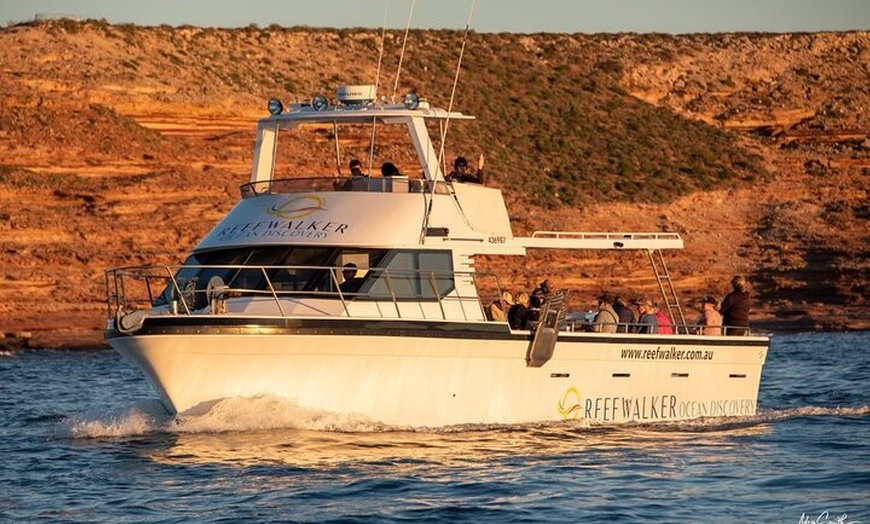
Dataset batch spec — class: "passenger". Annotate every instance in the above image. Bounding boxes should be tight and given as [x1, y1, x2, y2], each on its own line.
[592, 294, 619, 333]
[720, 275, 751, 336]
[487, 290, 513, 322]
[654, 305, 674, 334]
[445, 154, 485, 184]
[612, 295, 636, 333]
[337, 158, 369, 191]
[696, 295, 723, 336]
[381, 162, 401, 177]
[508, 291, 532, 330]
[338, 263, 365, 294]
[349, 158, 367, 178]
[632, 298, 659, 334]
[530, 279, 552, 309]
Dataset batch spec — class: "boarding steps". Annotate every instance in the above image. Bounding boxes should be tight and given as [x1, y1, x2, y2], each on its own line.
[648, 249, 688, 333]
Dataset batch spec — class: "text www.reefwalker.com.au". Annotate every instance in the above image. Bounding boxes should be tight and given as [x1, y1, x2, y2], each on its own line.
[798, 511, 859, 524]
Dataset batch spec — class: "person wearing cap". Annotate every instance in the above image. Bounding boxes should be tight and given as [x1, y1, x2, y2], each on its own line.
[445, 154, 485, 184]
[487, 290, 513, 322]
[349, 158, 367, 178]
[591, 294, 619, 333]
[631, 297, 659, 334]
[720, 275, 751, 336]
[696, 295, 723, 336]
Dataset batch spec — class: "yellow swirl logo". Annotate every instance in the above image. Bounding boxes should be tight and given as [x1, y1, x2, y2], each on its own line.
[558, 387, 582, 420]
[265, 196, 326, 219]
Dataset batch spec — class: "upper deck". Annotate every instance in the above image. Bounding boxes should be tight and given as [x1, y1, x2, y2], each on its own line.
[194, 86, 684, 255]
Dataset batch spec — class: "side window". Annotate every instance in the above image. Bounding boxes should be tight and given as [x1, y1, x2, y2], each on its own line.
[227, 247, 287, 292]
[365, 250, 454, 300]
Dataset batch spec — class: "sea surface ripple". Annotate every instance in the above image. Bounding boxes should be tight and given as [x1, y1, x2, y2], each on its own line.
[1, 332, 867, 523]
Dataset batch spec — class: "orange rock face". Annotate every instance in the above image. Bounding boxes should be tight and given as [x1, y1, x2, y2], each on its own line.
[0, 22, 866, 348]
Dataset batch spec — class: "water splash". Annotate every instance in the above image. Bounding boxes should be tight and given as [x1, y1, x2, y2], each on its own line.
[59, 393, 870, 440]
[173, 395, 390, 434]
[60, 399, 173, 438]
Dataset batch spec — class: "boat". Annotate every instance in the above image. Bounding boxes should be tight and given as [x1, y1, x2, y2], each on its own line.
[105, 85, 770, 427]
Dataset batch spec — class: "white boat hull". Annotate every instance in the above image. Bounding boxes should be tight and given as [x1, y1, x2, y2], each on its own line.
[110, 326, 768, 427]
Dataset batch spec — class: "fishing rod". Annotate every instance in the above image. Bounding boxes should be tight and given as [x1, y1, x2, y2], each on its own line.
[419, 0, 476, 242]
[367, 1, 391, 176]
[392, 0, 416, 103]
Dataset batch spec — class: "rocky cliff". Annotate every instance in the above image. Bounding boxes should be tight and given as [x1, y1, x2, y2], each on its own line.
[0, 20, 867, 348]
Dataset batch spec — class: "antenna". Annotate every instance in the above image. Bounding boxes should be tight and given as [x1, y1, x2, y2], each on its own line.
[391, 0, 416, 103]
[435, 0, 475, 174]
[420, 0, 476, 243]
[368, 2, 391, 175]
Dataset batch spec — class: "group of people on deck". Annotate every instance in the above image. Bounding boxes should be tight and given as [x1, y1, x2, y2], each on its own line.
[489, 275, 752, 336]
[487, 280, 558, 331]
[590, 275, 751, 335]
[341, 155, 485, 184]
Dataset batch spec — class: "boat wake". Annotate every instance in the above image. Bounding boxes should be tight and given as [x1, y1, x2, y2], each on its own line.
[60, 395, 869, 440]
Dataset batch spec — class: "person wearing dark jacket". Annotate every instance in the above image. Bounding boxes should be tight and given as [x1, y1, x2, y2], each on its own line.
[508, 291, 532, 330]
[720, 275, 751, 336]
[612, 296, 636, 333]
[445, 155, 485, 184]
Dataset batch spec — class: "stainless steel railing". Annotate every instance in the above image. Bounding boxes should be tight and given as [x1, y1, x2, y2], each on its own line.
[106, 263, 503, 322]
[240, 176, 453, 198]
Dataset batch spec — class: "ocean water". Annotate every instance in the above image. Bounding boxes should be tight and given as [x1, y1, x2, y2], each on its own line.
[1, 332, 868, 523]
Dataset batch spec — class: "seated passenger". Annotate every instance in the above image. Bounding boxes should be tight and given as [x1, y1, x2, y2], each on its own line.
[654, 306, 674, 334]
[696, 295, 723, 335]
[487, 290, 513, 322]
[508, 291, 532, 329]
[632, 297, 659, 334]
[381, 162, 401, 177]
[349, 158, 366, 178]
[612, 295, 636, 333]
[338, 263, 365, 294]
[337, 158, 369, 191]
[591, 295, 619, 333]
[530, 279, 552, 309]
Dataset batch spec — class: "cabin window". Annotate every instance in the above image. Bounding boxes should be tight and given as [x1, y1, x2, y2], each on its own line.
[365, 250, 454, 300]
[154, 247, 450, 306]
[156, 246, 396, 307]
[158, 249, 248, 309]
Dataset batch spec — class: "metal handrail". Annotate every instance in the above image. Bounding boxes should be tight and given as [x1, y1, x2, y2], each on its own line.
[240, 176, 453, 198]
[563, 318, 753, 336]
[105, 263, 499, 322]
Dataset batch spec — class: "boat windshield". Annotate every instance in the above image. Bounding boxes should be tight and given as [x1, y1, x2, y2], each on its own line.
[153, 246, 456, 309]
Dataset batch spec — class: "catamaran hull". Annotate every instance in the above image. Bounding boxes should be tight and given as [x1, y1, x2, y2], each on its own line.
[109, 327, 768, 427]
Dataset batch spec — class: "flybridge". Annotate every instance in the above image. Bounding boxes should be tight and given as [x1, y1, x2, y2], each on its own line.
[250, 84, 472, 186]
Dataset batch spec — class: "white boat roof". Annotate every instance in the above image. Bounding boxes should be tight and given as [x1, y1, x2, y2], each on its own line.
[195, 86, 684, 256]
[260, 103, 474, 126]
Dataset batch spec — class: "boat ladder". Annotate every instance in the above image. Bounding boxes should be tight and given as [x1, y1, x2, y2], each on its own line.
[647, 249, 688, 333]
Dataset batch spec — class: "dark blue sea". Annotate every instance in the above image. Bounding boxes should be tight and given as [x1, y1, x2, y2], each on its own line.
[1, 332, 868, 523]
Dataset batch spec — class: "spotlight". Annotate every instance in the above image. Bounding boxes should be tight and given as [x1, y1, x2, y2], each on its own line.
[267, 98, 284, 115]
[402, 92, 420, 110]
[312, 94, 329, 111]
